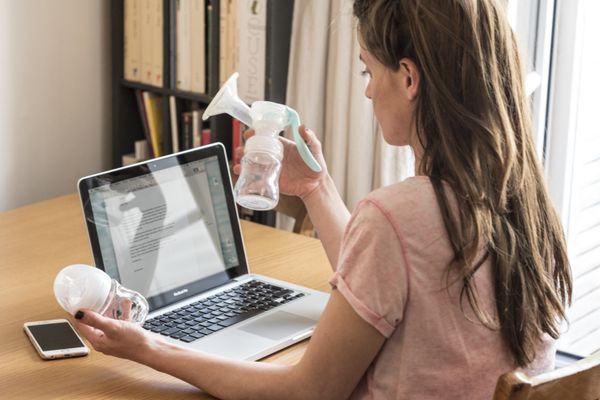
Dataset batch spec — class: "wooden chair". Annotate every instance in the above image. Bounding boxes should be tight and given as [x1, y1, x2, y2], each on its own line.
[275, 193, 314, 236]
[492, 352, 600, 400]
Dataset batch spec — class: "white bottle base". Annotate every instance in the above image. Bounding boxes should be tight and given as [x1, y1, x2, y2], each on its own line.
[236, 194, 277, 211]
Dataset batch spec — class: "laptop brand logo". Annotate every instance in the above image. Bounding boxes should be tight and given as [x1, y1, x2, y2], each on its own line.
[173, 289, 189, 297]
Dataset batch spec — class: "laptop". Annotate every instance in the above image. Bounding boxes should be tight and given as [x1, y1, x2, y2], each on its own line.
[78, 143, 329, 360]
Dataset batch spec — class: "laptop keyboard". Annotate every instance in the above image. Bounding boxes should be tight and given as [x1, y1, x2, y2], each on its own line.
[142, 280, 305, 343]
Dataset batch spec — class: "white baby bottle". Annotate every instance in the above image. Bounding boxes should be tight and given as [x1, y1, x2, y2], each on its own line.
[202, 72, 322, 211]
[54, 264, 149, 324]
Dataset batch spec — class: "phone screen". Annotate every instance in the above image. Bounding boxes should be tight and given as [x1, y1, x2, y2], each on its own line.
[27, 322, 85, 351]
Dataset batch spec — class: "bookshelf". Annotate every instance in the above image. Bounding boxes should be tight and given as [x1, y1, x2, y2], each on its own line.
[111, 0, 230, 168]
[110, 0, 294, 226]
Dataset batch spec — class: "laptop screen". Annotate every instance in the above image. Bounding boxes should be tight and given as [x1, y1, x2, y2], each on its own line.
[78, 144, 249, 311]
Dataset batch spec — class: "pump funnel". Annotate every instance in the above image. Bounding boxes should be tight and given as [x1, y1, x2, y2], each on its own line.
[202, 72, 253, 127]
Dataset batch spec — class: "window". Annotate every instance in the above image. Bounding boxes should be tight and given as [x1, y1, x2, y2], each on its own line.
[507, 0, 554, 158]
[544, 0, 600, 357]
[511, 0, 600, 357]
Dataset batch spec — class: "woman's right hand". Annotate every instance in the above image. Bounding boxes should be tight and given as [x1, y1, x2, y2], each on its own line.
[233, 124, 328, 199]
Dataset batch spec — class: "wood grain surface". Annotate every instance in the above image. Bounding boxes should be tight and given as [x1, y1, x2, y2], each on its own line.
[0, 194, 332, 399]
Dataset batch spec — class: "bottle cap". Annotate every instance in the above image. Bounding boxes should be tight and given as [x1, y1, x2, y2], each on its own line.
[250, 101, 288, 129]
[53, 264, 112, 315]
[244, 135, 284, 160]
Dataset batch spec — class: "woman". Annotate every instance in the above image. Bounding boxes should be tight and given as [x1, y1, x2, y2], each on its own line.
[74, 0, 572, 398]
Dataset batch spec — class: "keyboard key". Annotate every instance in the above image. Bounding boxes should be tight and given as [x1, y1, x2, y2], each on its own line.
[170, 332, 187, 339]
[217, 310, 262, 328]
[180, 335, 197, 343]
[189, 324, 204, 331]
[207, 324, 224, 332]
[161, 327, 181, 336]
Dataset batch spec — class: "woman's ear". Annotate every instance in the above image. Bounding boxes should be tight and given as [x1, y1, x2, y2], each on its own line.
[399, 58, 420, 100]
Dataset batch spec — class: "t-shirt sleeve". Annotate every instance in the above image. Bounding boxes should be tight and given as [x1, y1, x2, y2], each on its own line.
[329, 199, 409, 338]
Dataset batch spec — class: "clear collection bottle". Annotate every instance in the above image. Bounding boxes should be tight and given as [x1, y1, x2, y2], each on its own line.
[54, 264, 149, 324]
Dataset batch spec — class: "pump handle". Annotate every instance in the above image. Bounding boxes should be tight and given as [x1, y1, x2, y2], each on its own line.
[287, 108, 322, 173]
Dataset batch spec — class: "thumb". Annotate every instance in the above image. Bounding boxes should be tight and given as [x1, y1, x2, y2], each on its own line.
[298, 125, 320, 151]
[75, 309, 118, 335]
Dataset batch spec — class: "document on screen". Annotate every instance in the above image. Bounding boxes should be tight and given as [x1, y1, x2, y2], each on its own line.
[104, 165, 226, 297]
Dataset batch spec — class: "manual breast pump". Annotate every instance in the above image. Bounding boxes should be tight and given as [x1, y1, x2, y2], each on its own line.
[202, 72, 322, 211]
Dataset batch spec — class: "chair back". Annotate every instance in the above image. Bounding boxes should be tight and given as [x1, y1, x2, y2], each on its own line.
[492, 353, 600, 400]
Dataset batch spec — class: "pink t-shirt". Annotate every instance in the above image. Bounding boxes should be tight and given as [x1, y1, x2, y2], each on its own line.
[329, 177, 555, 399]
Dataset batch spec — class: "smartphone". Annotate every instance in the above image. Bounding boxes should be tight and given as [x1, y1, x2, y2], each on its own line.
[23, 319, 89, 360]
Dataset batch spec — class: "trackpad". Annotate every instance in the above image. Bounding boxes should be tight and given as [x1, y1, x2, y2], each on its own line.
[240, 311, 316, 341]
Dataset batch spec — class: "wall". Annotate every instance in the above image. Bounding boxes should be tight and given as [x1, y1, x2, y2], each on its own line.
[0, 0, 111, 211]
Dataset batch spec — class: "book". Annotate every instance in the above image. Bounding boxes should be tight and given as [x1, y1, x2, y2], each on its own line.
[227, 0, 239, 80]
[122, 153, 138, 166]
[182, 111, 193, 150]
[134, 90, 155, 157]
[238, 0, 267, 103]
[176, 0, 192, 91]
[237, 0, 294, 103]
[169, 96, 180, 153]
[201, 127, 212, 145]
[219, 0, 228, 87]
[190, 0, 206, 93]
[124, 0, 142, 81]
[152, 0, 164, 87]
[134, 139, 151, 160]
[141, 0, 154, 84]
[218, 0, 239, 86]
[192, 110, 201, 148]
[142, 91, 165, 156]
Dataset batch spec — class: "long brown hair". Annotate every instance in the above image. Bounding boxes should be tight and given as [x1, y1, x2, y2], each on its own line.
[354, 0, 572, 367]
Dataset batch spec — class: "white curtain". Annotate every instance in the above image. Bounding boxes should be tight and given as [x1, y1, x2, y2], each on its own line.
[285, 0, 414, 213]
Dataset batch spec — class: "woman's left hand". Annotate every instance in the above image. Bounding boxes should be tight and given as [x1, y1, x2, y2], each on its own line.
[72, 310, 160, 363]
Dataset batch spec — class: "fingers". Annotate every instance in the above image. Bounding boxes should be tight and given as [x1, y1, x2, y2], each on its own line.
[73, 319, 103, 342]
[242, 128, 255, 141]
[74, 309, 118, 336]
[299, 125, 321, 152]
[233, 146, 244, 168]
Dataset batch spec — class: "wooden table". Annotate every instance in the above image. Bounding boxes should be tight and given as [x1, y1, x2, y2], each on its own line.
[0, 194, 332, 399]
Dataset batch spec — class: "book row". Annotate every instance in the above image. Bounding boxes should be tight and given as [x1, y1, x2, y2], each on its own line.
[123, 0, 288, 102]
[130, 89, 249, 164]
